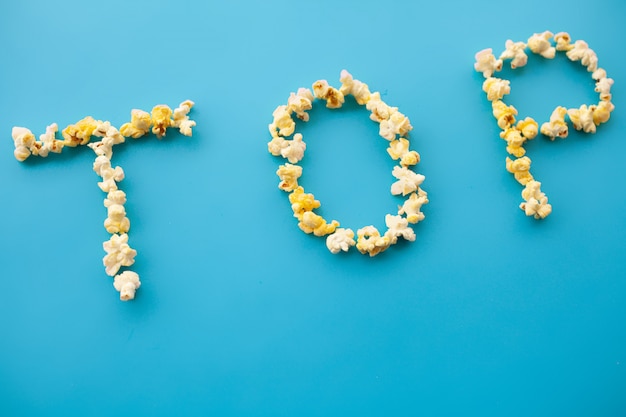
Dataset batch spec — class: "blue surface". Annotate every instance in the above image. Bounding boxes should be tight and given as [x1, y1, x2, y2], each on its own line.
[1, 1, 625, 416]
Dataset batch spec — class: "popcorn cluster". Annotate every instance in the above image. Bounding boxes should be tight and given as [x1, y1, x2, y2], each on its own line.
[11, 101, 196, 300]
[268, 70, 428, 256]
[474, 32, 614, 219]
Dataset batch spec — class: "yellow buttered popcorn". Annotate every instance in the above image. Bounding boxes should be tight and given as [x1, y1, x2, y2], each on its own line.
[269, 105, 296, 137]
[516, 117, 539, 140]
[492, 100, 517, 130]
[398, 190, 428, 224]
[568, 105, 597, 133]
[120, 109, 151, 138]
[593, 100, 614, 125]
[500, 127, 527, 158]
[287, 88, 314, 122]
[62, 116, 99, 146]
[554, 32, 573, 51]
[312, 79, 345, 109]
[289, 186, 320, 218]
[356, 226, 390, 257]
[482, 77, 511, 101]
[339, 69, 371, 105]
[150, 104, 173, 138]
[298, 211, 339, 237]
[276, 163, 302, 192]
[505, 156, 533, 185]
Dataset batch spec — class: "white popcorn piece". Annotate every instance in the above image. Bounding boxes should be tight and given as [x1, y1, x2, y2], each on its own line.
[383, 214, 416, 245]
[276, 163, 303, 192]
[390, 166, 425, 196]
[366, 92, 396, 122]
[326, 228, 356, 254]
[312, 79, 345, 109]
[280, 133, 306, 163]
[519, 180, 552, 219]
[554, 32, 573, 51]
[104, 203, 130, 234]
[482, 77, 511, 101]
[356, 226, 390, 257]
[540, 106, 569, 139]
[113, 271, 141, 301]
[12, 126, 36, 161]
[103, 233, 137, 276]
[474, 48, 503, 78]
[379, 110, 412, 141]
[339, 70, 371, 105]
[528, 31, 556, 59]
[269, 105, 296, 137]
[267, 135, 287, 156]
[566, 40, 598, 71]
[93, 155, 125, 192]
[287, 88, 314, 121]
[500, 40, 528, 69]
[37, 123, 64, 158]
[567, 105, 596, 133]
[594, 74, 614, 101]
[104, 190, 127, 208]
[89, 122, 125, 159]
[398, 189, 428, 224]
[172, 100, 196, 136]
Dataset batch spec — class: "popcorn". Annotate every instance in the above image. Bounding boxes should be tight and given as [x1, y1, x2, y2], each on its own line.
[554, 32, 573, 51]
[276, 163, 303, 192]
[566, 40, 598, 71]
[103, 233, 137, 276]
[500, 40, 528, 69]
[519, 180, 552, 219]
[150, 105, 173, 138]
[104, 190, 127, 208]
[287, 88, 314, 121]
[500, 127, 527, 157]
[379, 110, 412, 141]
[398, 190, 428, 224]
[593, 100, 614, 125]
[474, 48, 503, 78]
[289, 186, 320, 217]
[326, 228, 356, 254]
[269, 105, 295, 137]
[88, 122, 125, 159]
[505, 156, 533, 185]
[12, 127, 36, 161]
[120, 109, 151, 138]
[37, 123, 64, 157]
[540, 106, 569, 139]
[594, 74, 614, 101]
[356, 226, 390, 257]
[280, 133, 306, 163]
[516, 117, 539, 140]
[390, 166, 425, 196]
[528, 31, 555, 59]
[482, 77, 511, 101]
[366, 92, 396, 122]
[477, 33, 613, 219]
[312, 79, 345, 109]
[104, 203, 130, 234]
[62, 116, 99, 146]
[567, 104, 597, 133]
[93, 155, 125, 192]
[492, 100, 518, 129]
[269, 70, 426, 255]
[339, 70, 371, 105]
[383, 214, 416, 244]
[400, 151, 420, 167]
[172, 100, 196, 136]
[298, 211, 339, 236]
[113, 271, 141, 301]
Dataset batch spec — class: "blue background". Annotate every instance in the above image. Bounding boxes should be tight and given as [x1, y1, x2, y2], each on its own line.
[1, 0, 625, 416]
